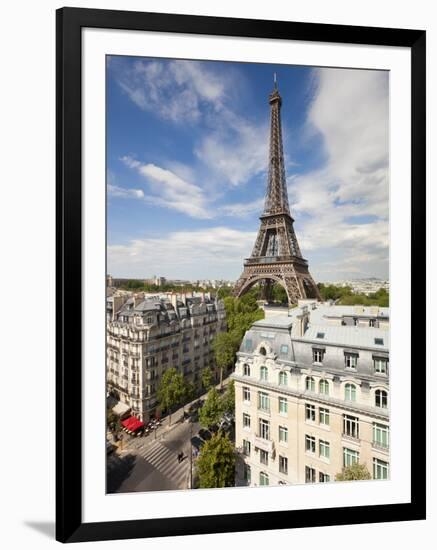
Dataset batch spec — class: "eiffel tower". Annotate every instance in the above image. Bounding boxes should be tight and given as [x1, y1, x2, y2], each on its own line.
[234, 77, 321, 305]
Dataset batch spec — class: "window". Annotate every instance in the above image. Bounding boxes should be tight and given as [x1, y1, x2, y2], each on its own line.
[374, 338, 384, 345]
[279, 426, 288, 444]
[259, 472, 269, 486]
[374, 357, 388, 375]
[369, 319, 376, 327]
[343, 414, 360, 439]
[259, 418, 270, 440]
[343, 448, 359, 467]
[279, 455, 288, 475]
[373, 423, 389, 449]
[316, 332, 325, 339]
[259, 346, 267, 356]
[319, 379, 329, 395]
[279, 397, 288, 415]
[306, 376, 315, 392]
[260, 366, 268, 381]
[260, 449, 269, 465]
[305, 466, 316, 483]
[319, 440, 330, 460]
[279, 371, 288, 386]
[345, 383, 357, 401]
[319, 472, 331, 483]
[243, 413, 251, 430]
[375, 389, 388, 408]
[243, 364, 251, 376]
[305, 404, 316, 422]
[243, 386, 251, 403]
[305, 435, 316, 453]
[344, 352, 358, 369]
[373, 458, 389, 480]
[319, 408, 330, 426]
[313, 348, 324, 364]
[243, 439, 251, 456]
[258, 391, 270, 412]
[280, 344, 289, 354]
[244, 464, 251, 483]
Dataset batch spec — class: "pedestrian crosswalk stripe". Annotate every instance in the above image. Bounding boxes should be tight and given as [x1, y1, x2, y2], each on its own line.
[131, 440, 189, 488]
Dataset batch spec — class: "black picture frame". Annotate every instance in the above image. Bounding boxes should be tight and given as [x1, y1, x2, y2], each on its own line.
[56, 7, 426, 543]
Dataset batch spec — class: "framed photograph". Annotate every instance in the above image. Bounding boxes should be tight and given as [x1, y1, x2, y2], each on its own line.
[56, 7, 426, 543]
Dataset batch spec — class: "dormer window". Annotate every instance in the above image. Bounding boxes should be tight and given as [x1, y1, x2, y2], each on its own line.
[260, 366, 268, 381]
[259, 346, 267, 356]
[344, 352, 358, 370]
[313, 348, 325, 364]
[374, 357, 388, 375]
[243, 364, 251, 376]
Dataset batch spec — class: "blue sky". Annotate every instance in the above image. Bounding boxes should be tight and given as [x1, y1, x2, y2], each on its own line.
[107, 56, 389, 282]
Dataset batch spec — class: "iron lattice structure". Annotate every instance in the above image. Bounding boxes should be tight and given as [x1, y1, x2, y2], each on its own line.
[234, 83, 321, 305]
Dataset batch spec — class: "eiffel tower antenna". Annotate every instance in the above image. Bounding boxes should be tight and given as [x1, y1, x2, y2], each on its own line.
[233, 81, 320, 305]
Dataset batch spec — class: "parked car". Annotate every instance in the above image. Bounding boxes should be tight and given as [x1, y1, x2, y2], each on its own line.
[190, 436, 204, 452]
[198, 428, 212, 442]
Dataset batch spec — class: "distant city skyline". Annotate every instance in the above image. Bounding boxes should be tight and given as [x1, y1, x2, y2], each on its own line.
[107, 57, 389, 282]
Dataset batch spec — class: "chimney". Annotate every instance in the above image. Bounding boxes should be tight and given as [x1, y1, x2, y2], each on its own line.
[291, 306, 310, 338]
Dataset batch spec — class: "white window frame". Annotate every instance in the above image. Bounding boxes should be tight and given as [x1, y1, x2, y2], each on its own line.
[305, 435, 316, 454]
[319, 407, 330, 426]
[375, 389, 388, 408]
[343, 447, 359, 467]
[258, 391, 270, 412]
[242, 413, 251, 430]
[305, 376, 315, 392]
[344, 352, 358, 369]
[373, 422, 389, 449]
[278, 396, 288, 415]
[345, 383, 357, 402]
[373, 458, 389, 480]
[279, 455, 288, 475]
[260, 366, 268, 381]
[279, 371, 288, 386]
[343, 414, 360, 439]
[243, 386, 251, 403]
[259, 418, 270, 440]
[319, 439, 330, 460]
[305, 403, 316, 422]
[319, 379, 329, 395]
[279, 425, 288, 444]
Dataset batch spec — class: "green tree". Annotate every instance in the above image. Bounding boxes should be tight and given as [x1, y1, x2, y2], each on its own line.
[221, 380, 235, 416]
[156, 368, 185, 425]
[212, 332, 240, 387]
[199, 387, 224, 429]
[335, 463, 371, 481]
[201, 367, 214, 391]
[196, 432, 236, 488]
[106, 408, 121, 433]
[271, 283, 288, 303]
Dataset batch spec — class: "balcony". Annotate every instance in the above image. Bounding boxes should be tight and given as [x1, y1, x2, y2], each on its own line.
[253, 435, 274, 454]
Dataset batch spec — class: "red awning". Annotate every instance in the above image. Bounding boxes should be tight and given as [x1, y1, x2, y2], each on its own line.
[121, 416, 144, 432]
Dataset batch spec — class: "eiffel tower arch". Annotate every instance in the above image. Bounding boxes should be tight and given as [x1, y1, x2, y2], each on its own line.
[234, 80, 321, 305]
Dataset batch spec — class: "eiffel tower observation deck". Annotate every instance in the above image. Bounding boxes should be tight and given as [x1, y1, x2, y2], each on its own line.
[234, 77, 321, 305]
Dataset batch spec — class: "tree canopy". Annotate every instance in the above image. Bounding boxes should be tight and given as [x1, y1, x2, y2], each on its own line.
[156, 367, 186, 424]
[221, 380, 235, 417]
[318, 283, 389, 307]
[201, 367, 214, 391]
[199, 387, 224, 429]
[196, 431, 236, 488]
[335, 462, 372, 481]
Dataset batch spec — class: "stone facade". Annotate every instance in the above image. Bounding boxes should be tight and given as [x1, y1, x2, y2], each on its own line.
[106, 292, 226, 422]
[233, 301, 390, 486]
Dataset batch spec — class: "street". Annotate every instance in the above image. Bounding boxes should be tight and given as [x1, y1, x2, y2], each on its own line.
[107, 417, 200, 493]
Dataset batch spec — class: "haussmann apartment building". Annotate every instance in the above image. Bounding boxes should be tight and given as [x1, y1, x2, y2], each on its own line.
[233, 301, 390, 487]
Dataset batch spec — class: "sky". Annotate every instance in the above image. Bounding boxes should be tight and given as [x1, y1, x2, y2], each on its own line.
[106, 56, 389, 282]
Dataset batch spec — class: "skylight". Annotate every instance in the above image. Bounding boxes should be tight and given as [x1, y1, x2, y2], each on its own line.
[316, 332, 325, 339]
[374, 338, 384, 345]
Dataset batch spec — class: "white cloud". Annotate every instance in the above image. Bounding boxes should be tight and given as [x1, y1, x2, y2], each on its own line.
[113, 59, 227, 123]
[112, 57, 270, 188]
[121, 156, 212, 219]
[108, 184, 144, 199]
[221, 197, 265, 218]
[289, 68, 389, 280]
[108, 227, 256, 279]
